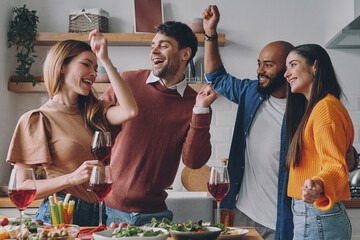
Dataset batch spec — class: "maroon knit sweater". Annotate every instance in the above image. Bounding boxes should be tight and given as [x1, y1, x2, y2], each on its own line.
[100, 70, 212, 213]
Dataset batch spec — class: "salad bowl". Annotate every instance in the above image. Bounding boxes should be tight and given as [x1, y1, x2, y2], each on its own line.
[92, 226, 169, 240]
[169, 226, 221, 240]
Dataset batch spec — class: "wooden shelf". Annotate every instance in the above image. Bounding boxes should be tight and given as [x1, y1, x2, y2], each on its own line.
[35, 32, 226, 46]
[8, 82, 205, 93]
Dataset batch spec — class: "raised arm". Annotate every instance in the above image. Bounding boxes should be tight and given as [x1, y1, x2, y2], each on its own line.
[89, 30, 138, 125]
[182, 84, 218, 168]
[203, 5, 222, 74]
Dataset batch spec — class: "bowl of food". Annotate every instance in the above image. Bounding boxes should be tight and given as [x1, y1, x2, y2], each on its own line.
[34, 224, 80, 240]
[169, 226, 221, 240]
[93, 225, 169, 240]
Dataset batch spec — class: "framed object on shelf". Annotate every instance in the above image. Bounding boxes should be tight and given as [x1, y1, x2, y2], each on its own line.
[133, 0, 163, 33]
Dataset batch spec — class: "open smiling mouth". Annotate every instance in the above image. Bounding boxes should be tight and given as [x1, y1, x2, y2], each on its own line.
[82, 79, 93, 86]
[153, 59, 165, 65]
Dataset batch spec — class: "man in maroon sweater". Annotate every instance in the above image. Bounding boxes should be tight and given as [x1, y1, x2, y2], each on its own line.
[100, 21, 218, 226]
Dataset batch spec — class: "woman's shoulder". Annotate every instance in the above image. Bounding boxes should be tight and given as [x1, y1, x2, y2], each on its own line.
[315, 94, 345, 110]
[312, 94, 351, 123]
[17, 106, 50, 128]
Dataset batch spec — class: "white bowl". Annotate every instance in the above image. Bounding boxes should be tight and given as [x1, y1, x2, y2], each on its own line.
[37, 224, 80, 240]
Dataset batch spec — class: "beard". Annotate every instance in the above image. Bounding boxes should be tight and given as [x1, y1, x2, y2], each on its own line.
[153, 53, 181, 79]
[257, 69, 286, 95]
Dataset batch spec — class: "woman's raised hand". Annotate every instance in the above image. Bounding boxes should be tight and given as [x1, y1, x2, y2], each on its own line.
[89, 29, 109, 62]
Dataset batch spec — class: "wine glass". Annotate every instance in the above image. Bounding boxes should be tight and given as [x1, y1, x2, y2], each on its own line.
[89, 165, 113, 226]
[207, 166, 230, 224]
[91, 131, 111, 165]
[8, 168, 37, 239]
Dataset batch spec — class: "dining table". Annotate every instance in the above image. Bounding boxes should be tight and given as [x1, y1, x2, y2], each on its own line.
[81, 227, 264, 240]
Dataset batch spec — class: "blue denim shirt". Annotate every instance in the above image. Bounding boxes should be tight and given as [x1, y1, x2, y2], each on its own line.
[205, 65, 293, 240]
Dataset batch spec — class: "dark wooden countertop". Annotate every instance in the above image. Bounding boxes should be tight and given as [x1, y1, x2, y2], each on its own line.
[342, 199, 360, 208]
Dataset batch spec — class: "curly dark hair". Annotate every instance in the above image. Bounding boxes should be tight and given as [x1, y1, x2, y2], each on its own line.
[155, 21, 198, 65]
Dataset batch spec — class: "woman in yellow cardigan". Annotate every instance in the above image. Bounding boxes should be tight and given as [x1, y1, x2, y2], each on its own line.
[284, 44, 353, 240]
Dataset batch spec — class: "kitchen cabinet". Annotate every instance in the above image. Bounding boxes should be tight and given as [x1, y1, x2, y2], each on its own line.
[8, 32, 225, 93]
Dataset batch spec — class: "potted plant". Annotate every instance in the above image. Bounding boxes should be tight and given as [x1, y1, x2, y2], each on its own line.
[8, 4, 39, 86]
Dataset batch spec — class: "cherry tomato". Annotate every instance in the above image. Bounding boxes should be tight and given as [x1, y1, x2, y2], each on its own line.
[119, 222, 127, 228]
[198, 228, 205, 232]
[36, 219, 44, 225]
[109, 222, 119, 229]
[0, 218, 9, 226]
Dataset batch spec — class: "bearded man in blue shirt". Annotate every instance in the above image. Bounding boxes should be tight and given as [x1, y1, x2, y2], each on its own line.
[202, 5, 357, 240]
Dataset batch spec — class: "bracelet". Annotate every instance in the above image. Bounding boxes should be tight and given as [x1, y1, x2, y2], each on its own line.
[204, 32, 218, 42]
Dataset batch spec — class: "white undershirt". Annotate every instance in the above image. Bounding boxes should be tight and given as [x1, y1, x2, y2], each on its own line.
[235, 95, 286, 230]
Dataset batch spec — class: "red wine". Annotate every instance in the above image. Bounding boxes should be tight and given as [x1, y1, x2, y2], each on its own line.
[207, 182, 229, 202]
[9, 189, 36, 211]
[89, 182, 113, 202]
[91, 146, 111, 164]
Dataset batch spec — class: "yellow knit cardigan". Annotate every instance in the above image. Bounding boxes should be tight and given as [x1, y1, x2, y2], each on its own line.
[288, 94, 354, 211]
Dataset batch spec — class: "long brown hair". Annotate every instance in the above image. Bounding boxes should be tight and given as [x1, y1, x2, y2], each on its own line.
[285, 44, 343, 168]
[43, 40, 111, 133]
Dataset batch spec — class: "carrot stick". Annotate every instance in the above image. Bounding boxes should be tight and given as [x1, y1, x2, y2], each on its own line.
[67, 200, 75, 224]
[63, 205, 69, 224]
[53, 193, 58, 203]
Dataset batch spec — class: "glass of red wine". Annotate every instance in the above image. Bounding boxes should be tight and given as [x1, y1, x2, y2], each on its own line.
[8, 168, 37, 239]
[91, 131, 111, 165]
[89, 165, 113, 226]
[207, 166, 230, 224]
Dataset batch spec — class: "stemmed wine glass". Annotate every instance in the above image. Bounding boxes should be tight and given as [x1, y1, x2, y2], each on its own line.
[91, 131, 112, 165]
[89, 165, 113, 226]
[207, 166, 230, 224]
[8, 168, 37, 239]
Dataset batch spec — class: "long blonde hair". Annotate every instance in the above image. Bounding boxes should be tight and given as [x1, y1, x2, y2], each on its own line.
[43, 40, 111, 133]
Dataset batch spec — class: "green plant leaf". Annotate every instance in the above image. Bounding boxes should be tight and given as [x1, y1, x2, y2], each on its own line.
[8, 4, 39, 86]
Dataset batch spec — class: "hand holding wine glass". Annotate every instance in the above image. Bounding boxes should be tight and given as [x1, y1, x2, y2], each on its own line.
[8, 168, 37, 239]
[207, 166, 230, 224]
[88, 165, 113, 226]
[91, 131, 111, 165]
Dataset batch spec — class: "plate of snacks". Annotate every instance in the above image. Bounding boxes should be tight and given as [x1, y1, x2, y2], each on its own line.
[217, 227, 249, 239]
[92, 223, 169, 240]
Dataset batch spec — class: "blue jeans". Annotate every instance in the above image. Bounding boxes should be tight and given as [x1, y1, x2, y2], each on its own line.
[35, 192, 106, 226]
[292, 198, 352, 240]
[106, 207, 173, 226]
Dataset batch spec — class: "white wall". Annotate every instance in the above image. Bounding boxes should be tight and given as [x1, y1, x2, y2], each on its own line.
[1, 0, 360, 186]
[0, 0, 16, 185]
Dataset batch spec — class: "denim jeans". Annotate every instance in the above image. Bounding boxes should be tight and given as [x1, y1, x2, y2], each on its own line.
[35, 192, 106, 226]
[292, 198, 352, 240]
[106, 207, 173, 226]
